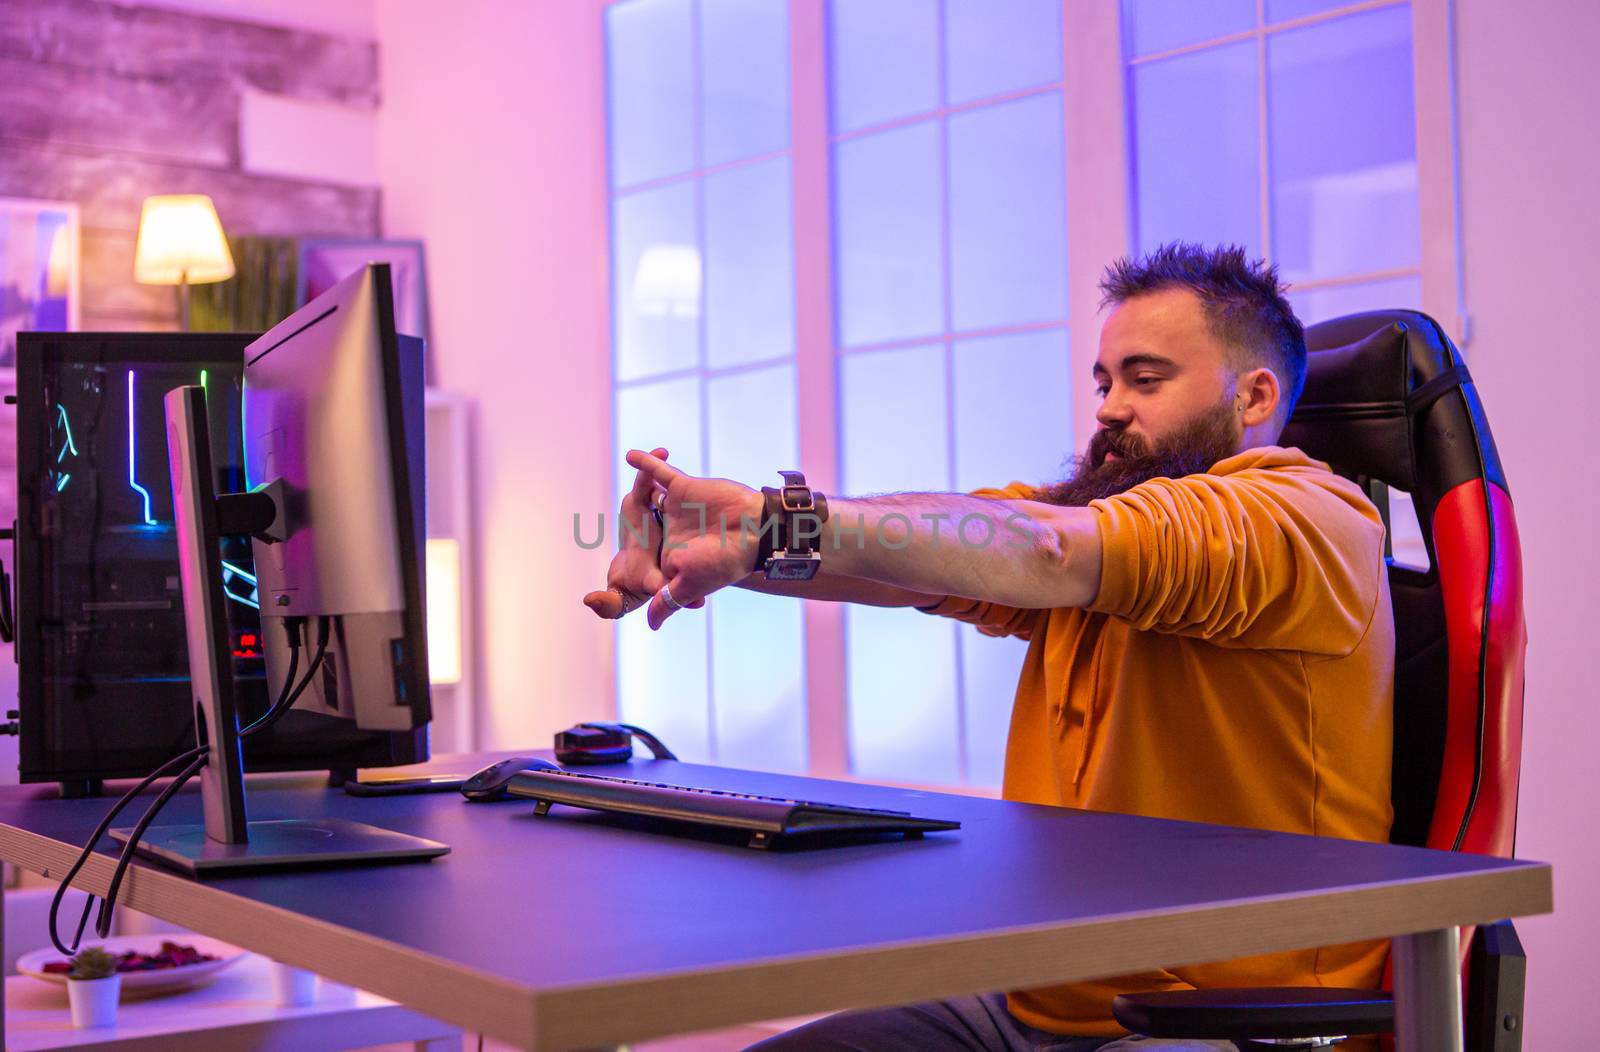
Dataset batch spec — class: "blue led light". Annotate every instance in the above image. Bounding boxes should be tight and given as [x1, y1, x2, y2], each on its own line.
[221, 561, 261, 609]
[224, 589, 260, 611]
[55, 473, 71, 492]
[55, 404, 78, 464]
[127, 371, 157, 525]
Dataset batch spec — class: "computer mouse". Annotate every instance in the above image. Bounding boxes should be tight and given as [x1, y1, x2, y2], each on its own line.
[460, 756, 563, 801]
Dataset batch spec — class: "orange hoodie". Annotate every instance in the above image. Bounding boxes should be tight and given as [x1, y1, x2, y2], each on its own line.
[921, 446, 1394, 1037]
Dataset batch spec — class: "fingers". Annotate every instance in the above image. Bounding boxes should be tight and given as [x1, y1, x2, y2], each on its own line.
[627, 447, 668, 508]
[647, 575, 708, 631]
[582, 589, 624, 619]
[582, 587, 651, 620]
[625, 449, 684, 493]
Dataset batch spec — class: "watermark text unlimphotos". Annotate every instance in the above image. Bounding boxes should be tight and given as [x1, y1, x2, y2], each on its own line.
[572, 505, 1035, 552]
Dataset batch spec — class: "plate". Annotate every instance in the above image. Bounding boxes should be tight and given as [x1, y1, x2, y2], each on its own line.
[17, 935, 249, 995]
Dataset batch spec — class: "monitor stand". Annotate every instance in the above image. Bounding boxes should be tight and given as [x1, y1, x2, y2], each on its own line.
[109, 385, 448, 876]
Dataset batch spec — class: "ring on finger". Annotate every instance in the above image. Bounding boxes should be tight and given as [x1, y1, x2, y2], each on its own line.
[660, 584, 683, 612]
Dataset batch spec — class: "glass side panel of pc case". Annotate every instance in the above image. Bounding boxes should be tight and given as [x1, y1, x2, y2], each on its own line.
[13, 333, 425, 785]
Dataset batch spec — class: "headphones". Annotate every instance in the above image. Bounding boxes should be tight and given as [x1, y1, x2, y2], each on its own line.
[553, 721, 678, 765]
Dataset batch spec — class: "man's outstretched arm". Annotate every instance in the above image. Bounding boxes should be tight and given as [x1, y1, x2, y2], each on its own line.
[625, 450, 1103, 629]
[736, 569, 939, 608]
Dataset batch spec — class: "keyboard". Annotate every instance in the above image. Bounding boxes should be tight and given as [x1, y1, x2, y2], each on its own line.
[505, 768, 960, 849]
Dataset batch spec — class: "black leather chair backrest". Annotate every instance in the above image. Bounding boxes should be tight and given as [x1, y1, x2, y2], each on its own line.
[1280, 311, 1522, 855]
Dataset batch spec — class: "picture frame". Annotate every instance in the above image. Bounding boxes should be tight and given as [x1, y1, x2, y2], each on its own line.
[298, 237, 431, 348]
[0, 197, 81, 371]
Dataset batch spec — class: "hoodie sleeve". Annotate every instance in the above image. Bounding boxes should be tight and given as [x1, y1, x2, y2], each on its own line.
[915, 482, 1046, 641]
[1085, 464, 1387, 656]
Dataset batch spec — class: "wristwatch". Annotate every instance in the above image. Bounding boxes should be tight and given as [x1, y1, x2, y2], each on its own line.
[756, 470, 829, 581]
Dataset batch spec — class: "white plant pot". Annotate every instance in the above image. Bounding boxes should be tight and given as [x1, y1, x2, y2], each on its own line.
[66, 974, 121, 1028]
[269, 960, 318, 1006]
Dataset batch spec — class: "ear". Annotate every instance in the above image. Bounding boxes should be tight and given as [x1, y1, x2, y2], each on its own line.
[1234, 367, 1281, 428]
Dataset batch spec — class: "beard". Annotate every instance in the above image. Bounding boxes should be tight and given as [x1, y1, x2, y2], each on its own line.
[1035, 400, 1243, 507]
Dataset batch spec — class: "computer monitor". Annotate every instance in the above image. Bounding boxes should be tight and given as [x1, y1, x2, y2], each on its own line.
[111, 264, 448, 873]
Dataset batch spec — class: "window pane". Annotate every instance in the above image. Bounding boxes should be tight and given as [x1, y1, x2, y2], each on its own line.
[949, 93, 1068, 332]
[961, 631, 1026, 790]
[840, 345, 950, 495]
[834, 122, 945, 346]
[707, 363, 797, 489]
[945, 0, 1062, 105]
[711, 588, 807, 772]
[829, 0, 940, 133]
[607, 0, 695, 187]
[952, 329, 1073, 493]
[1287, 274, 1421, 326]
[1268, 6, 1419, 281]
[847, 605, 960, 784]
[613, 183, 701, 382]
[618, 609, 711, 762]
[705, 158, 795, 369]
[615, 375, 703, 507]
[1266, 0, 1360, 24]
[1131, 42, 1261, 257]
[701, 0, 790, 167]
[1124, 0, 1256, 58]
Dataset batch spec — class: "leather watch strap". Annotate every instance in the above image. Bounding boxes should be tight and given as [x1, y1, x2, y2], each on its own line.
[753, 471, 828, 573]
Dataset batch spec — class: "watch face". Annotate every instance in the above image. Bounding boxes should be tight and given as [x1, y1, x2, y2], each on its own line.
[767, 556, 820, 581]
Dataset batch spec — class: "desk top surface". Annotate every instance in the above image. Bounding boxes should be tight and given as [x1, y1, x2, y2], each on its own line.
[0, 754, 1552, 1050]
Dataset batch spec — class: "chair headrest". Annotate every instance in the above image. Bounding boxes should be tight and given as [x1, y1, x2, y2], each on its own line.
[1280, 310, 1506, 510]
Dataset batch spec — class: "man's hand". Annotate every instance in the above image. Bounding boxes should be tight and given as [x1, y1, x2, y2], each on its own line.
[626, 449, 764, 630]
[582, 447, 671, 620]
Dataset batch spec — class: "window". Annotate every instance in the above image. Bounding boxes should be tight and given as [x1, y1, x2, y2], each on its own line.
[606, 0, 806, 772]
[1125, 0, 1425, 322]
[829, 0, 1070, 788]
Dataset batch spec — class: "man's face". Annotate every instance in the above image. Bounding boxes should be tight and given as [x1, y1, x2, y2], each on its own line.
[1039, 287, 1246, 506]
[1090, 286, 1243, 466]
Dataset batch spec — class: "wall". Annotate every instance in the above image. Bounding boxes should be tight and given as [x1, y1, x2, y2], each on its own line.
[137, 0, 374, 39]
[1454, 0, 1600, 1044]
[0, 0, 384, 786]
[374, 1, 614, 749]
[0, 0, 382, 331]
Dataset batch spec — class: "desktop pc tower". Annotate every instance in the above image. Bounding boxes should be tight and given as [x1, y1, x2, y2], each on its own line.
[11, 279, 429, 797]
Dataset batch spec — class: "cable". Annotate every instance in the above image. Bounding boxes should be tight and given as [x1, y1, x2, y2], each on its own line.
[240, 620, 302, 737]
[94, 752, 208, 938]
[48, 744, 205, 955]
[244, 617, 330, 739]
[90, 618, 331, 940]
[50, 618, 333, 953]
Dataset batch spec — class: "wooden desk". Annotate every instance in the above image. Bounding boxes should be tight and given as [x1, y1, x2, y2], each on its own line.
[0, 755, 1552, 1051]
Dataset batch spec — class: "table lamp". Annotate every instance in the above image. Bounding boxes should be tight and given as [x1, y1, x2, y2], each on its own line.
[133, 194, 236, 331]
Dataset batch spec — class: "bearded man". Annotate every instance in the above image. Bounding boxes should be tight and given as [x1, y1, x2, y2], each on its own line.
[584, 242, 1394, 1051]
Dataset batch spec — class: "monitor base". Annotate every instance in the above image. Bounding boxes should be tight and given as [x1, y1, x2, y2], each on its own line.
[109, 817, 449, 876]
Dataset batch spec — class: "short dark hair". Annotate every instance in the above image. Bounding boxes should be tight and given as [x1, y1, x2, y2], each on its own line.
[1099, 242, 1307, 418]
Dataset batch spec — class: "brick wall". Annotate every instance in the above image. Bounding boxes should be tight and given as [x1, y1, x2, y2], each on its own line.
[0, 0, 382, 331]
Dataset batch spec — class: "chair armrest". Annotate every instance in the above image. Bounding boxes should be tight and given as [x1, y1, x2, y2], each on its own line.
[1111, 987, 1395, 1040]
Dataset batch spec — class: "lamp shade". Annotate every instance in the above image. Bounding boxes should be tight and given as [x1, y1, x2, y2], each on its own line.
[133, 194, 236, 285]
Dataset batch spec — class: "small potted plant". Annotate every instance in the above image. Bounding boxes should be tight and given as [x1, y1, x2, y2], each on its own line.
[66, 946, 122, 1028]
